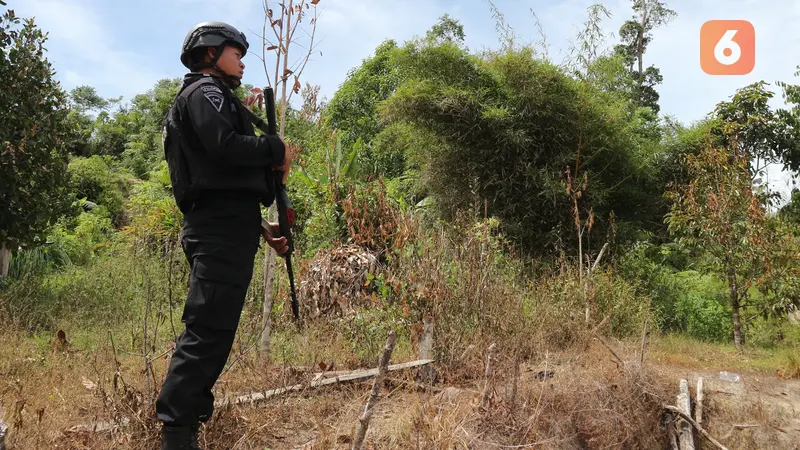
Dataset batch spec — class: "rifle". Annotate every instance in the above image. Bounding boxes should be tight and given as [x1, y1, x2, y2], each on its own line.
[239, 87, 299, 322]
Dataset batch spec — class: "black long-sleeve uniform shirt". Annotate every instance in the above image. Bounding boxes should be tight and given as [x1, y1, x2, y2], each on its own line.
[163, 72, 285, 213]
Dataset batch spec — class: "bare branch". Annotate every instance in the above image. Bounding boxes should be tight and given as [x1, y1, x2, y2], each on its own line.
[286, 5, 319, 104]
[352, 331, 397, 450]
[261, 1, 273, 88]
[287, 0, 307, 47]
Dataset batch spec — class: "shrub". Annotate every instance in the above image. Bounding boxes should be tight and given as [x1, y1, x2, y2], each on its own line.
[121, 161, 183, 253]
[381, 45, 660, 255]
[620, 245, 732, 341]
[67, 155, 129, 224]
[0, 241, 178, 331]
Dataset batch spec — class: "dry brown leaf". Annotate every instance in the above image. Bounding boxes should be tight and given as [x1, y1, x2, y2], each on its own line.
[311, 0, 320, 4]
[267, 45, 278, 51]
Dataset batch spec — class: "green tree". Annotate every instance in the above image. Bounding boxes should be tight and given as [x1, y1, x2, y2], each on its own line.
[69, 85, 111, 113]
[0, 9, 76, 276]
[712, 82, 800, 193]
[324, 39, 403, 177]
[613, 0, 676, 113]
[425, 14, 466, 46]
[665, 139, 777, 351]
[381, 43, 658, 254]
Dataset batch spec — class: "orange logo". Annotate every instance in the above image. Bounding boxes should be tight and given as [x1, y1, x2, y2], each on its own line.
[700, 20, 755, 75]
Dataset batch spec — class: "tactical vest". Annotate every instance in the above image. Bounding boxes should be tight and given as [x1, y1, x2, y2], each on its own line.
[162, 76, 273, 213]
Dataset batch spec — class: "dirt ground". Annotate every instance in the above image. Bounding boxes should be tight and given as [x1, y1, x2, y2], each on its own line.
[652, 363, 800, 450]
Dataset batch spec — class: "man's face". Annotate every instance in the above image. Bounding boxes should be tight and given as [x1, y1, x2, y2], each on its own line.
[210, 45, 245, 80]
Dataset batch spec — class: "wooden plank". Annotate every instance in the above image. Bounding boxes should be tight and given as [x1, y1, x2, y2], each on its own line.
[677, 380, 695, 450]
[218, 359, 434, 407]
[696, 378, 704, 425]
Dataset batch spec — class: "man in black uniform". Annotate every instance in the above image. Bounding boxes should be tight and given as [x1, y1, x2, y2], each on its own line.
[157, 21, 290, 450]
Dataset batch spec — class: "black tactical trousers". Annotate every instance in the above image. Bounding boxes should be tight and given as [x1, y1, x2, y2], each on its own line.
[156, 191, 262, 426]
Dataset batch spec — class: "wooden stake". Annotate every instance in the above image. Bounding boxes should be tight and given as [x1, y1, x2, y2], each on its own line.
[664, 405, 728, 450]
[0, 242, 10, 278]
[352, 331, 397, 450]
[677, 379, 695, 450]
[696, 378, 704, 425]
[481, 343, 497, 409]
[639, 319, 649, 367]
[668, 425, 680, 450]
[418, 315, 434, 360]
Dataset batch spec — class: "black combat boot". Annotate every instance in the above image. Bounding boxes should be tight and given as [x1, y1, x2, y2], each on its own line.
[161, 423, 200, 450]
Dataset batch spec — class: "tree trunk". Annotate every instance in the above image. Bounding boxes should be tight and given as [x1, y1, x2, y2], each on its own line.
[260, 204, 278, 363]
[731, 297, 743, 352]
[728, 269, 743, 352]
[637, 1, 647, 79]
[0, 242, 10, 278]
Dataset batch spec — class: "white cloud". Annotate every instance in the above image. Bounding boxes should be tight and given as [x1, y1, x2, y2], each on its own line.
[18, 0, 165, 102]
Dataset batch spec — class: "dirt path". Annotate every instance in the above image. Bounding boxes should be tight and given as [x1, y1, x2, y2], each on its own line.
[653, 363, 800, 449]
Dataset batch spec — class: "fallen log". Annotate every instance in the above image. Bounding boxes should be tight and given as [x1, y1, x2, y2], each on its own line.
[66, 359, 434, 435]
[217, 359, 435, 407]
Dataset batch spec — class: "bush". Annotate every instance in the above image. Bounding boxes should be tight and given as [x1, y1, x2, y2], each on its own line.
[0, 240, 184, 331]
[748, 316, 800, 348]
[68, 155, 129, 224]
[121, 161, 183, 253]
[51, 207, 115, 266]
[620, 244, 731, 341]
[673, 273, 731, 342]
[381, 45, 660, 255]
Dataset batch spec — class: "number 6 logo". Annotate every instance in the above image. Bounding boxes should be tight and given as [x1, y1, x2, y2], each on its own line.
[701, 20, 755, 75]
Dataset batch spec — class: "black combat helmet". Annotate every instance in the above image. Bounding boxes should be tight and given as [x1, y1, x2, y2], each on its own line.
[180, 22, 249, 87]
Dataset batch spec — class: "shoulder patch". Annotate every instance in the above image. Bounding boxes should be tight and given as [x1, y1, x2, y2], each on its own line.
[201, 84, 223, 94]
[204, 91, 225, 113]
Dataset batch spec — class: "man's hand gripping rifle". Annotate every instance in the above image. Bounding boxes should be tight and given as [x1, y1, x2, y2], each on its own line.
[240, 87, 300, 322]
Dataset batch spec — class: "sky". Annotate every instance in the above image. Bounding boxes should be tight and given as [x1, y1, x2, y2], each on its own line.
[9, 0, 800, 198]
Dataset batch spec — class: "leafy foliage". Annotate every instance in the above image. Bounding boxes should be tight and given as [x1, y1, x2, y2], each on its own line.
[664, 136, 791, 349]
[612, 0, 676, 113]
[67, 155, 128, 224]
[0, 10, 76, 248]
[382, 43, 658, 254]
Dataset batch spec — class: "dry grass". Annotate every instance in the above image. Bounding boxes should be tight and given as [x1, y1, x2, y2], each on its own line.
[0, 319, 680, 450]
[0, 204, 738, 449]
[648, 333, 800, 379]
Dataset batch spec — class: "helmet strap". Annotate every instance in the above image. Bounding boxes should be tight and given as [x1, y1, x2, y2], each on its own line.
[194, 44, 242, 89]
